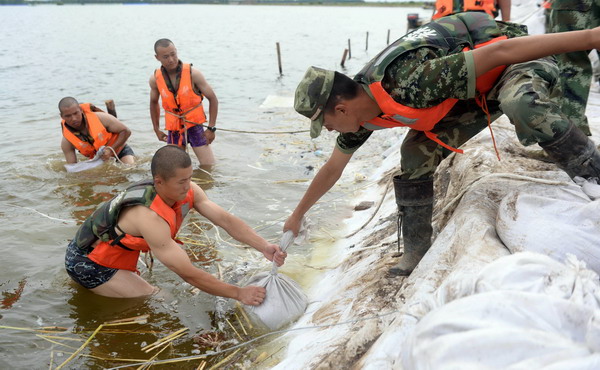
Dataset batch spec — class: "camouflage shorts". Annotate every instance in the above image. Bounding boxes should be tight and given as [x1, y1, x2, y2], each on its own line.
[400, 57, 570, 180]
[549, 0, 600, 134]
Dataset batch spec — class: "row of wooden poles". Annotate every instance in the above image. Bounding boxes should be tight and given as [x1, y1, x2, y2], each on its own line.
[275, 29, 393, 74]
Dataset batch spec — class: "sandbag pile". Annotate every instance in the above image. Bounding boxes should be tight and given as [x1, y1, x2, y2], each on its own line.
[402, 252, 600, 369]
[496, 179, 600, 274]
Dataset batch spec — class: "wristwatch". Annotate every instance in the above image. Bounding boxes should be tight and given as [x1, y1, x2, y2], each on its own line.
[206, 126, 217, 132]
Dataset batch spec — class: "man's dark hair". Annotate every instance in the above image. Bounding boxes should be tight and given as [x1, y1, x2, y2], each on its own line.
[324, 72, 360, 114]
[151, 145, 192, 179]
[58, 97, 79, 113]
[154, 38, 174, 54]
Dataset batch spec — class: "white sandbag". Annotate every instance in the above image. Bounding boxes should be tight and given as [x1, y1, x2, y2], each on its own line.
[403, 290, 600, 370]
[64, 146, 105, 173]
[244, 231, 308, 330]
[496, 181, 600, 274]
[403, 253, 600, 370]
[474, 252, 600, 309]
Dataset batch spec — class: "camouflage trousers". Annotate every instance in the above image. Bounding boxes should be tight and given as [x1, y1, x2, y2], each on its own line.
[400, 57, 570, 180]
[549, 0, 600, 136]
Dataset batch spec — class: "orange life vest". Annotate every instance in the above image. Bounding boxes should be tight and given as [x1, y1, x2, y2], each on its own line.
[542, 0, 552, 9]
[432, 0, 497, 20]
[155, 63, 207, 135]
[61, 103, 118, 159]
[87, 185, 194, 272]
[363, 36, 508, 153]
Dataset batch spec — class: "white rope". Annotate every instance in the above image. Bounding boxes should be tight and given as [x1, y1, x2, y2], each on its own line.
[102, 146, 125, 165]
[433, 172, 571, 222]
[7, 204, 75, 224]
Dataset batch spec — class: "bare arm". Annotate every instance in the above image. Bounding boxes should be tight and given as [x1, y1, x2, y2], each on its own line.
[61, 136, 78, 164]
[473, 28, 599, 77]
[191, 68, 218, 144]
[284, 147, 353, 235]
[123, 206, 266, 305]
[192, 183, 286, 266]
[96, 112, 131, 161]
[149, 74, 167, 142]
[497, 0, 511, 21]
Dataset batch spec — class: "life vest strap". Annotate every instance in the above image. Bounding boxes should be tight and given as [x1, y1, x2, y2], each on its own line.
[165, 101, 204, 121]
[109, 224, 136, 251]
[424, 131, 464, 154]
[165, 102, 206, 148]
[475, 94, 501, 161]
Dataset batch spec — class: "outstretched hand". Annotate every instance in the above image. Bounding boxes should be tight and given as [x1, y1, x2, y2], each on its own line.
[283, 215, 301, 237]
[238, 285, 266, 306]
[262, 243, 287, 266]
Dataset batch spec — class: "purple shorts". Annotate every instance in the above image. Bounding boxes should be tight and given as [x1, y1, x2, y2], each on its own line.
[167, 125, 208, 147]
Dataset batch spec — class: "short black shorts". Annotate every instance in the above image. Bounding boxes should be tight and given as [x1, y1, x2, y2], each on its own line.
[117, 144, 135, 159]
[65, 240, 118, 289]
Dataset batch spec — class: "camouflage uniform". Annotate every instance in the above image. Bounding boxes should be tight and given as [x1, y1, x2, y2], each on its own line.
[549, 0, 600, 136]
[336, 13, 570, 180]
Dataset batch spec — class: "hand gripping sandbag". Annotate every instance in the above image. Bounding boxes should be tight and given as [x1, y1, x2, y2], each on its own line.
[244, 231, 308, 330]
[64, 146, 106, 173]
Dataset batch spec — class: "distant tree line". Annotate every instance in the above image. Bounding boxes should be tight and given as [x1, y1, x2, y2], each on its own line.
[1, 0, 376, 4]
[1, 0, 432, 5]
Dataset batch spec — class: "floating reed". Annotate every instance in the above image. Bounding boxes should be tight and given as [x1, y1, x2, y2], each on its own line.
[236, 303, 253, 330]
[207, 348, 241, 370]
[55, 315, 148, 369]
[225, 318, 243, 341]
[142, 327, 189, 353]
[234, 312, 248, 336]
[0, 325, 68, 333]
[272, 179, 309, 184]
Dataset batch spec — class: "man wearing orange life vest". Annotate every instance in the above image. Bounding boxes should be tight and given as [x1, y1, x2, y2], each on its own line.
[150, 39, 217, 166]
[65, 145, 287, 302]
[432, 0, 512, 21]
[59, 97, 135, 165]
[287, 13, 600, 277]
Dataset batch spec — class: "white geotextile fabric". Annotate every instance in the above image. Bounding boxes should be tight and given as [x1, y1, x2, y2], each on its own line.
[403, 252, 600, 369]
[244, 231, 308, 330]
[64, 146, 105, 173]
[496, 179, 600, 274]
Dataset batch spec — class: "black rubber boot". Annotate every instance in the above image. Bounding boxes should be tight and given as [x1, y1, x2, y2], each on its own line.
[540, 123, 600, 180]
[388, 176, 434, 277]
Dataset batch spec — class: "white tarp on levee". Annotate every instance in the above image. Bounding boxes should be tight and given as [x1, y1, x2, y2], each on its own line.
[271, 106, 600, 369]
[263, 5, 600, 368]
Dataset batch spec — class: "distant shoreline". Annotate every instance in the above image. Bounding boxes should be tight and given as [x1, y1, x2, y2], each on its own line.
[2, 1, 431, 7]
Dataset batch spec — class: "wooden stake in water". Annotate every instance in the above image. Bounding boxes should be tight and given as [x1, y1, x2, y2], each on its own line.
[104, 99, 117, 118]
[366, 31, 369, 51]
[347, 38, 352, 59]
[387, 29, 391, 45]
[276, 42, 282, 75]
[341, 48, 349, 67]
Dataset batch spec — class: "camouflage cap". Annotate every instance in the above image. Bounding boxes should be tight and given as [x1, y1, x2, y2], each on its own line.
[294, 66, 335, 138]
